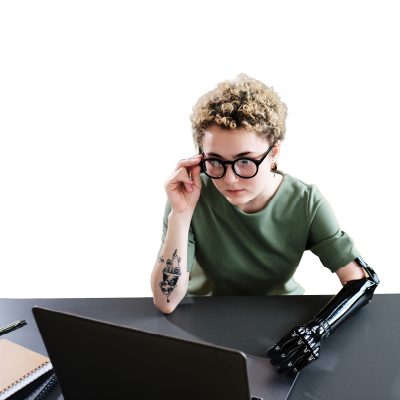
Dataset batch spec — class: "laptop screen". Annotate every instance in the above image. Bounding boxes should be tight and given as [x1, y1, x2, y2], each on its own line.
[33, 307, 252, 400]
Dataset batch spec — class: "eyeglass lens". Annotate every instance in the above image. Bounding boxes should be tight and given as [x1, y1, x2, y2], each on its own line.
[204, 159, 257, 178]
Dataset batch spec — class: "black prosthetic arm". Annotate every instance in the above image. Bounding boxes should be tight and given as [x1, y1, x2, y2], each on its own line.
[266, 256, 380, 375]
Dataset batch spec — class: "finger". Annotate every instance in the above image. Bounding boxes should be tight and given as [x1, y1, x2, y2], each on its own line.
[278, 340, 320, 375]
[182, 178, 194, 193]
[270, 340, 303, 366]
[285, 368, 298, 378]
[187, 154, 203, 177]
[190, 165, 202, 190]
[279, 348, 317, 374]
[175, 167, 195, 186]
[266, 345, 279, 358]
[266, 329, 299, 359]
[185, 182, 193, 192]
[291, 352, 317, 373]
[165, 168, 194, 192]
[174, 155, 203, 173]
[276, 363, 291, 375]
[275, 346, 309, 374]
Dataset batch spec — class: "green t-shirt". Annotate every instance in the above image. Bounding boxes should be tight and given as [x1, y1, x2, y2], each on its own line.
[157, 170, 360, 296]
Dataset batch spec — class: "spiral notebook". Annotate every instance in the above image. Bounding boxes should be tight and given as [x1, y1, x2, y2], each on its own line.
[0, 339, 53, 400]
[24, 373, 58, 400]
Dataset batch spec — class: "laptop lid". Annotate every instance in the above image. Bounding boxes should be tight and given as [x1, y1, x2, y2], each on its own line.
[32, 306, 253, 400]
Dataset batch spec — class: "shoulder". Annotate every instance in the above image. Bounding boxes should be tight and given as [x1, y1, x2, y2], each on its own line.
[277, 171, 329, 222]
[278, 171, 323, 201]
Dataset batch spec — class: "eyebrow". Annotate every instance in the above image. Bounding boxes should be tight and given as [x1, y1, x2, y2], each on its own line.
[206, 151, 255, 159]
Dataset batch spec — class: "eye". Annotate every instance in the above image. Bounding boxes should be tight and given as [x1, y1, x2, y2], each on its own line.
[237, 159, 252, 166]
[210, 160, 222, 167]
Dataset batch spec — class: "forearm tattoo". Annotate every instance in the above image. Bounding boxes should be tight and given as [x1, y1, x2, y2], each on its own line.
[159, 249, 181, 303]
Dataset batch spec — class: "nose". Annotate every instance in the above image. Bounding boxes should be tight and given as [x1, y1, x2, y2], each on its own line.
[223, 164, 239, 184]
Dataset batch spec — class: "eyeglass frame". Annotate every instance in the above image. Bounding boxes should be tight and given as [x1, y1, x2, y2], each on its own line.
[199, 144, 276, 179]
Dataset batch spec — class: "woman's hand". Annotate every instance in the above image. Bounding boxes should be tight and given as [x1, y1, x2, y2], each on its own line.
[164, 154, 203, 215]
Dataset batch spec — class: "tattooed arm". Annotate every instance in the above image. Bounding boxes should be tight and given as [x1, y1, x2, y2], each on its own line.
[151, 210, 191, 314]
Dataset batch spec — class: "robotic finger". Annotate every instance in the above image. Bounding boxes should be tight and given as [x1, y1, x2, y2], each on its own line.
[268, 335, 305, 365]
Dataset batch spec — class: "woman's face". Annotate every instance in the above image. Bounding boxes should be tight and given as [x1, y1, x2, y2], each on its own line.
[202, 125, 280, 212]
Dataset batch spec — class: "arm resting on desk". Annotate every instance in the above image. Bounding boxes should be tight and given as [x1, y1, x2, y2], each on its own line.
[266, 256, 380, 375]
[151, 211, 191, 314]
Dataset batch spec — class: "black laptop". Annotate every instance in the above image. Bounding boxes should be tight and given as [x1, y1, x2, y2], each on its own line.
[32, 307, 298, 400]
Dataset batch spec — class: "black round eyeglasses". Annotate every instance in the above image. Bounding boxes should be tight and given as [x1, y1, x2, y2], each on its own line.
[199, 144, 275, 179]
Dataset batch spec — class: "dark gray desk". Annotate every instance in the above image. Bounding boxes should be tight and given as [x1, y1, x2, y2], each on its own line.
[1, 295, 399, 400]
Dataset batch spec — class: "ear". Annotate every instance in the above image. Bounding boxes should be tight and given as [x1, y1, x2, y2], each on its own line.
[272, 140, 281, 160]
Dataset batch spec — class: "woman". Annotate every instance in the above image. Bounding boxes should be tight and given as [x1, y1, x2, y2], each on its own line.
[150, 74, 379, 375]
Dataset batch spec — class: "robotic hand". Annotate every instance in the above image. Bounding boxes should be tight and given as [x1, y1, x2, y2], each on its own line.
[266, 256, 380, 376]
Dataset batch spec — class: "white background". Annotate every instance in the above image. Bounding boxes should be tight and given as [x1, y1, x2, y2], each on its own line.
[1, 1, 399, 298]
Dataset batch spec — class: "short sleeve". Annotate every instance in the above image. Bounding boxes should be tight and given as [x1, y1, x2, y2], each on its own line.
[156, 200, 196, 272]
[305, 186, 361, 273]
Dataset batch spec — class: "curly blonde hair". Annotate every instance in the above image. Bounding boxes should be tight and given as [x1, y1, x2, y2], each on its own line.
[190, 74, 288, 152]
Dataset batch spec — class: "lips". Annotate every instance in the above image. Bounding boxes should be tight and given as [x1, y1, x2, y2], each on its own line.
[227, 189, 244, 194]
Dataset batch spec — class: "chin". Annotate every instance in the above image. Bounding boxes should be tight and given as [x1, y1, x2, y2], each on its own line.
[225, 194, 249, 205]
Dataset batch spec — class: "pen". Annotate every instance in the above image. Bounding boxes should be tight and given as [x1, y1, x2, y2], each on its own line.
[0, 319, 26, 334]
